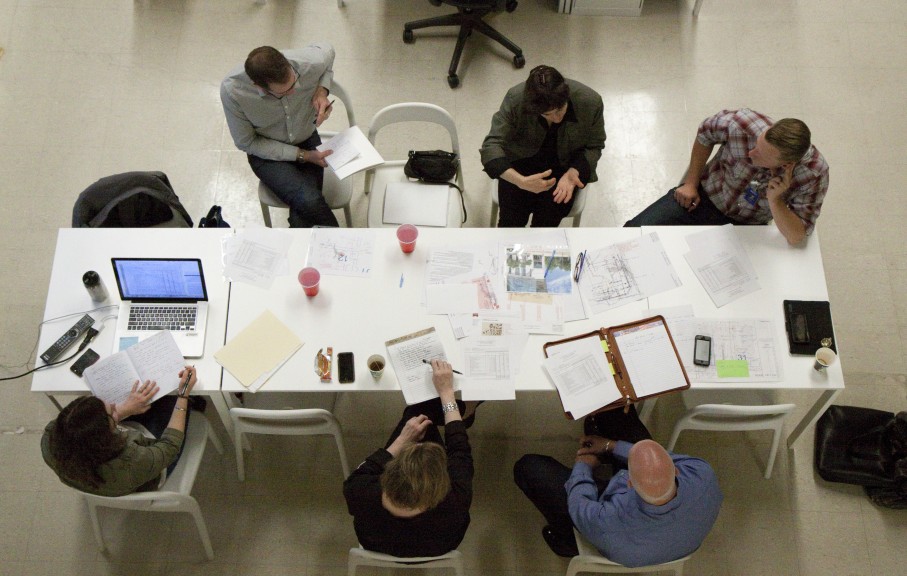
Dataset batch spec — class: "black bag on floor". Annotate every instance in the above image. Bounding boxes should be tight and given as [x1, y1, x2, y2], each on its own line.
[198, 205, 230, 228]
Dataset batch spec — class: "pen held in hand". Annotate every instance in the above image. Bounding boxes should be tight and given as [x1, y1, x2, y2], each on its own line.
[313, 99, 336, 124]
[178, 367, 193, 396]
[421, 358, 463, 375]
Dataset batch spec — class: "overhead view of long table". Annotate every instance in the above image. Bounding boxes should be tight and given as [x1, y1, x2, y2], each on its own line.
[32, 226, 844, 448]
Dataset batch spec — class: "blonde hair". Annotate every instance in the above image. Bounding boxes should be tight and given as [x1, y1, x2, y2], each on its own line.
[765, 118, 811, 162]
[381, 442, 450, 511]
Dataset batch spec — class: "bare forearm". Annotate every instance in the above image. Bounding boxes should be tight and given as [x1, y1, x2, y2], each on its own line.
[768, 198, 807, 245]
[684, 141, 714, 188]
[166, 395, 191, 432]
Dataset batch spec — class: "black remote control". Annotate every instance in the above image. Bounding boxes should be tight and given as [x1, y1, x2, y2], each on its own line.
[40, 314, 96, 364]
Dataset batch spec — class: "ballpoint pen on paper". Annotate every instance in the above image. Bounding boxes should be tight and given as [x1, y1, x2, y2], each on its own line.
[543, 249, 557, 279]
[573, 250, 587, 282]
[421, 358, 463, 375]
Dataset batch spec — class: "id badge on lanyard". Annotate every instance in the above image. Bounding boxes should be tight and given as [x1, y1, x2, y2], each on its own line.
[743, 180, 762, 207]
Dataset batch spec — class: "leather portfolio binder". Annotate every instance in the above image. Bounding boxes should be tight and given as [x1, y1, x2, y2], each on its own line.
[543, 315, 690, 419]
[783, 300, 836, 355]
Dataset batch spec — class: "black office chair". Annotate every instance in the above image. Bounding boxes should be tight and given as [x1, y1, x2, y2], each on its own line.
[404, 0, 524, 88]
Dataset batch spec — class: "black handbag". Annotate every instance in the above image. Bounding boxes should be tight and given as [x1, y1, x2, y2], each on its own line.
[198, 205, 230, 228]
[404, 150, 459, 183]
[403, 150, 467, 223]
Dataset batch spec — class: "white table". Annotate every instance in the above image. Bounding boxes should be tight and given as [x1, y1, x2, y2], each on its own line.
[221, 227, 647, 394]
[642, 226, 844, 448]
[31, 228, 234, 432]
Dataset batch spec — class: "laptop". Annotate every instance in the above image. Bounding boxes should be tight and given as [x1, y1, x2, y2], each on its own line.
[111, 258, 209, 358]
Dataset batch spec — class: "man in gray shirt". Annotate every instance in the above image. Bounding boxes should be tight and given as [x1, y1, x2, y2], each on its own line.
[221, 44, 338, 227]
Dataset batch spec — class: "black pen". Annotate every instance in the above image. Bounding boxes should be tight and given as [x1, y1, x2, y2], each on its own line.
[313, 99, 336, 124]
[178, 367, 193, 396]
[422, 358, 463, 375]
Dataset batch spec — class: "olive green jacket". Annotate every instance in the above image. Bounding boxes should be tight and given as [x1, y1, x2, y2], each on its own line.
[42, 421, 183, 497]
[480, 79, 606, 184]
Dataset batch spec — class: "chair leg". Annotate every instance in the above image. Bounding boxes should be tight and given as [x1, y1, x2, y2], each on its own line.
[260, 202, 273, 228]
[234, 431, 246, 482]
[765, 424, 783, 479]
[490, 203, 499, 227]
[572, 212, 583, 227]
[185, 499, 215, 560]
[85, 499, 107, 552]
[342, 205, 353, 228]
[447, 23, 472, 79]
[470, 18, 522, 57]
[334, 432, 351, 479]
[667, 426, 682, 452]
[206, 419, 224, 455]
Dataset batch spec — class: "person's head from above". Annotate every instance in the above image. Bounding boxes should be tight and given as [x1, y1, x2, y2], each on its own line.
[523, 65, 570, 123]
[748, 118, 811, 169]
[381, 442, 450, 517]
[49, 396, 126, 488]
[627, 439, 678, 506]
[245, 46, 298, 98]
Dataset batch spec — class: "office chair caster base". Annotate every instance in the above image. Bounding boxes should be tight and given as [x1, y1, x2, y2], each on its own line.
[403, 28, 414, 43]
[513, 54, 525, 68]
[447, 74, 460, 88]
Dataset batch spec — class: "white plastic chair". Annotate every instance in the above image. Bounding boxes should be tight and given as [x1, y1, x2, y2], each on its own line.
[489, 178, 588, 227]
[229, 407, 350, 481]
[668, 403, 796, 479]
[348, 546, 465, 576]
[259, 80, 356, 227]
[567, 529, 690, 576]
[75, 416, 222, 560]
[364, 102, 465, 228]
[693, 0, 704, 18]
[257, 0, 344, 7]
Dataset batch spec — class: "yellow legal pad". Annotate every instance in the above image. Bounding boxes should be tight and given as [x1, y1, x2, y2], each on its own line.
[214, 310, 303, 390]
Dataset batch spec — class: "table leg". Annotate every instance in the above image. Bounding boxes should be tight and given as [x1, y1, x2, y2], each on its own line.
[786, 389, 840, 449]
[44, 393, 64, 412]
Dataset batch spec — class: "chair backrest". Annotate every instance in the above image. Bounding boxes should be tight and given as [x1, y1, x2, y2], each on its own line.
[367, 102, 460, 156]
[685, 403, 796, 422]
[322, 79, 356, 135]
[230, 407, 343, 437]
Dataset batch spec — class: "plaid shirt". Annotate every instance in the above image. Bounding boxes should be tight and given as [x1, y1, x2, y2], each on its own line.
[697, 109, 829, 234]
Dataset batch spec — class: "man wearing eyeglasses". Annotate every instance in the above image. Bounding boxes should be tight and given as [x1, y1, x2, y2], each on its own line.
[221, 44, 338, 227]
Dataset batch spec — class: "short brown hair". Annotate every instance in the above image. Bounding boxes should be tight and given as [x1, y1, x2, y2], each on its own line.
[381, 442, 450, 511]
[50, 396, 126, 489]
[523, 65, 570, 115]
[765, 118, 811, 162]
[245, 46, 293, 87]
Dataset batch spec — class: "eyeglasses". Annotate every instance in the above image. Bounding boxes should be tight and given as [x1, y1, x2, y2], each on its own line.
[266, 69, 299, 98]
[573, 250, 587, 282]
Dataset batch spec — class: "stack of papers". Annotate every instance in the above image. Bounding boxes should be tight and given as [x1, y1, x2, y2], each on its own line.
[316, 126, 384, 180]
[683, 225, 760, 307]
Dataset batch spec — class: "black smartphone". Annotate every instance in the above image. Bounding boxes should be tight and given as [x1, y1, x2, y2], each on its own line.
[693, 335, 711, 367]
[70, 348, 100, 377]
[338, 352, 355, 383]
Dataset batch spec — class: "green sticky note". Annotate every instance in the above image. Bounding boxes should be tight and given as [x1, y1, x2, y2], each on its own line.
[716, 360, 749, 378]
[601, 339, 610, 353]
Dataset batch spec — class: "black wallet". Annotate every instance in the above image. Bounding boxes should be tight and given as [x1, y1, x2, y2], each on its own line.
[783, 300, 836, 355]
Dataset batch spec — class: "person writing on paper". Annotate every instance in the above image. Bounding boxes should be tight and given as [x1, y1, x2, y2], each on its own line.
[221, 44, 338, 228]
[343, 359, 481, 557]
[41, 367, 201, 497]
[624, 109, 828, 245]
[480, 65, 606, 227]
[514, 407, 722, 566]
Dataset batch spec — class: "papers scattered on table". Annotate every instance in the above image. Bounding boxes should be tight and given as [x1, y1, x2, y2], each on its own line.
[215, 310, 303, 392]
[578, 232, 681, 315]
[222, 228, 293, 289]
[385, 327, 449, 405]
[460, 336, 516, 401]
[306, 228, 374, 277]
[383, 182, 450, 227]
[84, 331, 184, 405]
[316, 126, 384, 180]
[683, 225, 760, 307]
[425, 247, 501, 315]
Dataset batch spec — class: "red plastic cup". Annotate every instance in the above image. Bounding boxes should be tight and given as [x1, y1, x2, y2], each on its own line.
[396, 224, 418, 254]
[298, 267, 320, 297]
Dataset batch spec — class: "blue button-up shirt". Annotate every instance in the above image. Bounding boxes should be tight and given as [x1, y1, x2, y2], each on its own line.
[566, 441, 723, 568]
[220, 44, 334, 162]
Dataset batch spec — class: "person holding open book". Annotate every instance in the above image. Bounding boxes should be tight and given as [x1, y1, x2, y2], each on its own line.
[343, 359, 480, 557]
[513, 408, 723, 566]
[41, 367, 200, 497]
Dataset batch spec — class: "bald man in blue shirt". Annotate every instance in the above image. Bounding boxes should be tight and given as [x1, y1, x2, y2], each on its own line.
[514, 408, 723, 567]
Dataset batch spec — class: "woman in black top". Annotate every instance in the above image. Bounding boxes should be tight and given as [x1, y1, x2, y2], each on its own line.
[343, 359, 477, 557]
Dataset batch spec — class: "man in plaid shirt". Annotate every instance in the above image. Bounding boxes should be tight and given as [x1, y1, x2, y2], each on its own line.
[625, 109, 828, 245]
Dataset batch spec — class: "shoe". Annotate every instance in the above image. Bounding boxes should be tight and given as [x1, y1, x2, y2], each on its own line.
[542, 525, 578, 558]
[462, 400, 484, 428]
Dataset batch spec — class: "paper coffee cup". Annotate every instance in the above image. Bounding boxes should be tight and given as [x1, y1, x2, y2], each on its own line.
[813, 347, 837, 372]
[367, 354, 385, 381]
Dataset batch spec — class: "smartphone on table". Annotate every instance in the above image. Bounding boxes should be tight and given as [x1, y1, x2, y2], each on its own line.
[693, 335, 711, 367]
[338, 352, 355, 383]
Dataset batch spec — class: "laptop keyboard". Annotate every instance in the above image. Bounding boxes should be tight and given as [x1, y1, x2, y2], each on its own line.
[127, 305, 197, 331]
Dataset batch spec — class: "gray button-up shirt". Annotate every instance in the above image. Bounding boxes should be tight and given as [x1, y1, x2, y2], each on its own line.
[220, 44, 335, 162]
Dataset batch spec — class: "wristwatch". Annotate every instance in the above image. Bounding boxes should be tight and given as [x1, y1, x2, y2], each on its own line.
[441, 401, 458, 415]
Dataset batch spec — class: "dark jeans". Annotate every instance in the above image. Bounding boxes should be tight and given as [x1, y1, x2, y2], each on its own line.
[384, 398, 469, 448]
[125, 395, 195, 476]
[624, 186, 737, 227]
[248, 132, 339, 228]
[513, 407, 653, 549]
[497, 178, 575, 228]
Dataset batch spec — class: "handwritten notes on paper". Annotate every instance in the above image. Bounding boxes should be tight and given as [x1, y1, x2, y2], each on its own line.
[84, 331, 184, 405]
[306, 228, 375, 277]
[385, 327, 448, 405]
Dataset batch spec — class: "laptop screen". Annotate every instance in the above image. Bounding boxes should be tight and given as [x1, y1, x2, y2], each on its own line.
[112, 258, 208, 301]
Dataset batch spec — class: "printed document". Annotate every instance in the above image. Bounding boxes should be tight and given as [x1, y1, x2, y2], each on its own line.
[316, 126, 384, 180]
[684, 225, 760, 307]
[385, 327, 448, 405]
[460, 336, 516, 401]
[543, 334, 620, 418]
[684, 318, 782, 382]
[222, 228, 292, 289]
[306, 228, 375, 277]
[610, 319, 688, 398]
[83, 331, 184, 405]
